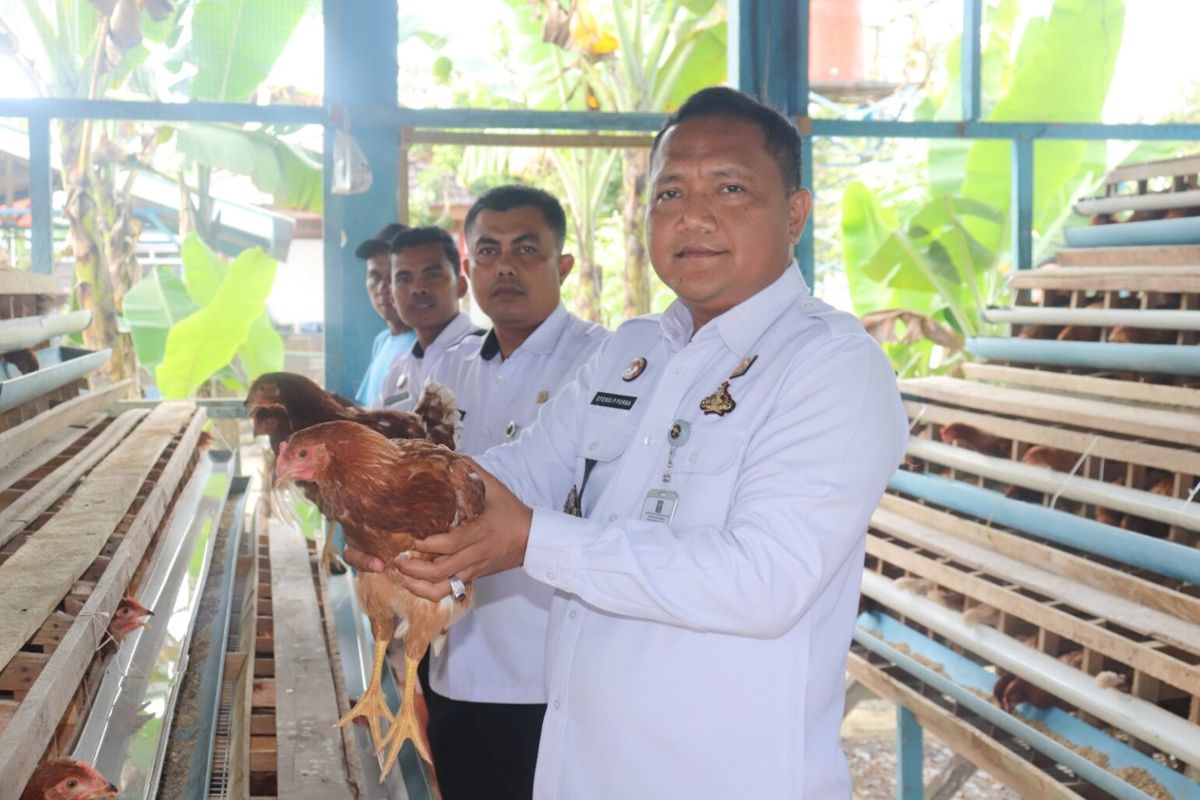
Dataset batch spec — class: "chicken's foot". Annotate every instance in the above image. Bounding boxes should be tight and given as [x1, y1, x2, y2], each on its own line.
[335, 640, 393, 748]
[377, 652, 433, 778]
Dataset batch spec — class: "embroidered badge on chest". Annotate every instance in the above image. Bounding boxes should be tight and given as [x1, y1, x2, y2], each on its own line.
[563, 484, 582, 517]
[622, 357, 647, 382]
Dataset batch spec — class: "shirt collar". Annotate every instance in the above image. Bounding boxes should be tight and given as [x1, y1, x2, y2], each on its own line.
[412, 312, 478, 359]
[478, 303, 570, 362]
[660, 262, 810, 355]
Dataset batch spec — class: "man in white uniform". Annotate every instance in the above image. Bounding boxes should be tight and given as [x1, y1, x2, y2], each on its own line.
[354, 87, 907, 798]
[377, 226, 481, 411]
[419, 185, 607, 799]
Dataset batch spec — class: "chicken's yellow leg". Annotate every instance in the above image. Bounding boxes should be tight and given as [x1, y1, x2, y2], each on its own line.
[377, 653, 432, 779]
[335, 640, 393, 748]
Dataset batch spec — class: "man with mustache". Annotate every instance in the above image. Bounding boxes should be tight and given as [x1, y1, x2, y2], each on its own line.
[417, 185, 608, 800]
[353, 222, 416, 408]
[378, 226, 482, 411]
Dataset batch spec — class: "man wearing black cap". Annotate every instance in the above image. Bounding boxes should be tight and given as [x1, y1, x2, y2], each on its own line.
[353, 223, 417, 408]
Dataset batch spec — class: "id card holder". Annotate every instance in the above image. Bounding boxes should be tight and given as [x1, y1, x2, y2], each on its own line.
[640, 488, 678, 524]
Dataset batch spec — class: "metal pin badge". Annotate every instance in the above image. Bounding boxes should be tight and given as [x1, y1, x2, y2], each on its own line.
[699, 381, 736, 417]
[537, 390, 550, 404]
[505, 421, 518, 440]
[668, 419, 691, 446]
[395, 372, 408, 390]
[622, 357, 647, 382]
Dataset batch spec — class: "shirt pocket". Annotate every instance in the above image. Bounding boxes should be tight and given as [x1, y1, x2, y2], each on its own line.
[673, 425, 745, 475]
[574, 409, 638, 515]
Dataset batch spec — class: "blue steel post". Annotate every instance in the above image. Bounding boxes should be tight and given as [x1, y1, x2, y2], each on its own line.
[962, 0, 983, 121]
[897, 705, 925, 800]
[1012, 136, 1034, 270]
[322, 0, 400, 396]
[28, 113, 53, 275]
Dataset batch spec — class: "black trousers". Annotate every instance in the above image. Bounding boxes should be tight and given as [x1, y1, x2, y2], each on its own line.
[417, 653, 547, 800]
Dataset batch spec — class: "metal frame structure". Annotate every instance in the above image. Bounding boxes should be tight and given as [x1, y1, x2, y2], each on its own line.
[2, 6, 1200, 793]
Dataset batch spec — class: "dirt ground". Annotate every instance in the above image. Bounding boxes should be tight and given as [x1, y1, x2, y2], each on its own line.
[842, 699, 1021, 799]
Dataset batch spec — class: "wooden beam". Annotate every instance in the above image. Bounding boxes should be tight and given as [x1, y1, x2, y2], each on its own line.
[878, 495, 1200, 627]
[1056, 244, 1200, 267]
[0, 268, 60, 296]
[846, 654, 1084, 800]
[0, 413, 102, 494]
[267, 518, 355, 799]
[0, 410, 148, 549]
[1011, 265, 1200, 293]
[900, 376, 1200, 446]
[0, 404, 203, 799]
[961, 363, 1200, 411]
[0, 379, 131, 461]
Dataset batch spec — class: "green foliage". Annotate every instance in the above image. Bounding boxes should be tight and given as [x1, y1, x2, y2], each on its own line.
[189, 0, 311, 102]
[122, 235, 284, 398]
[175, 124, 323, 212]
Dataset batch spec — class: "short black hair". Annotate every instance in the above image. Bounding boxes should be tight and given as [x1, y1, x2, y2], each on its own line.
[389, 225, 460, 269]
[355, 222, 409, 260]
[464, 184, 568, 251]
[650, 86, 802, 192]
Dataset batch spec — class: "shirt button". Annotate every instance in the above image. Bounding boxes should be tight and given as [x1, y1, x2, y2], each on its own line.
[546, 571, 556, 581]
[569, 610, 578, 620]
[642, 435, 653, 446]
[552, 699, 561, 710]
[588, 441, 598, 451]
[496, 375, 505, 383]
[689, 452, 699, 464]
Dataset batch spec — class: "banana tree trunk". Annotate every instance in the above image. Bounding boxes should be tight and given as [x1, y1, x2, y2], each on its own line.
[621, 149, 650, 318]
[573, 247, 602, 323]
[60, 119, 137, 387]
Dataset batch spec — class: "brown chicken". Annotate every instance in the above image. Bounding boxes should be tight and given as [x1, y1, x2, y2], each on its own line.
[246, 372, 459, 570]
[938, 423, 1010, 459]
[1006, 445, 1082, 503]
[274, 421, 484, 777]
[1108, 326, 1178, 345]
[20, 759, 118, 800]
[994, 649, 1127, 712]
[1, 347, 39, 375]
[106, 595, 154, 646]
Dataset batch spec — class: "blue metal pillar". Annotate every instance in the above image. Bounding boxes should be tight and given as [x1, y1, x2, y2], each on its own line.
[961, 0, 983, 121]
[322, 0, 400, 396]
[1012, 136, 1034, 270]
[730, 0, 814, 288]
[896, 705, 925, 800]
[28, 112, 53, 275]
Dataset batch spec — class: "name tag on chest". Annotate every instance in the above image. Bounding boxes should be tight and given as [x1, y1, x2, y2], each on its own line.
[382, 390, 411, 406]
[591, 391, 637, 411]
[640, 489, 678, 523]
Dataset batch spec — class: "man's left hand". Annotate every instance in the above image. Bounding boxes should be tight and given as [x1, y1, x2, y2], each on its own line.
[397, 462, 533, 601]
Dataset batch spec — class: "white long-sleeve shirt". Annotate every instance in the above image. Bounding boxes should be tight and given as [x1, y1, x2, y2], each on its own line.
[424, 303, 607, 703]
[479, 265, 908, 799]
[376, 312, 481, 411]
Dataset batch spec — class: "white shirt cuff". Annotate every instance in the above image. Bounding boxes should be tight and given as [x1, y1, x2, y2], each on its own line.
[523, 507, 594, 593]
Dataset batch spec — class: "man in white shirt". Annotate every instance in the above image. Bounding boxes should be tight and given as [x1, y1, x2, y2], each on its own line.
[352, 222, 417, 408]
[377, 226, 482, 411]
[355, 87, 908, 798]
[418, 185, 607, 800]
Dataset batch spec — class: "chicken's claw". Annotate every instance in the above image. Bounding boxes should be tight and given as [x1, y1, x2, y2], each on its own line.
[376, 653, 434, 778]
[336, 641, 394, 748]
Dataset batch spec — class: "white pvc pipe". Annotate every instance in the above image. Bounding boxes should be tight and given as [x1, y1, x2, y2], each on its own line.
[1074, 188, 1200, 216]
[0, 310, 92, 352]
[860, 570, 1200, 770]
[982, 306, 1200, 331]
[908, 439, 1200, 533]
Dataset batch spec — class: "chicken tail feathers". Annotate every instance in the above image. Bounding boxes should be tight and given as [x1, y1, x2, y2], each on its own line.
[414, 381, 460, 449]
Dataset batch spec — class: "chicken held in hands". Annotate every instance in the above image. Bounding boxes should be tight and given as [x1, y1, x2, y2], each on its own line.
[20, 759, 117, 800]
[274, 421, 484, 778]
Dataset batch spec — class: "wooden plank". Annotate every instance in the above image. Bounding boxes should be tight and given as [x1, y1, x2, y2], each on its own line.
[267, 518, 354, 799]
[866, 531, 1200, 695]
[962, 363, 1200, 411]
[846, 654, 1084, 800]
[0, 379, 131, 461]
[900, 376, 1200, 446]
[0, 410, 148, 549]
[908, 439, 1200, 532]
[878, 495, 1200, 627]
[1057, 244, 1200, 267]
[1011, 265, 1200, 293]
[904, 400, 1200, 476]
[0, 413, 102, 493]
[0, 404, 202, 800]
[1100, 155, 1200, 184]
[0, 268, 60, 296]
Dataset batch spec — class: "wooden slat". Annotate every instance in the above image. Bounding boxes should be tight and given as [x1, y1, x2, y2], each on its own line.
[0, 404, 203, 799]
[1057, 244, 1200, 267]
[900, 376, 1200, 446]
[0, 413, 101, 493]
[1011, 265, 1200, 292]
[1101, 156, 1200, 185]
[878, 495, 1200, 627]
[962, 363, 1200, 411]
[0, 409, 148, 549]
[0, 268, 60, 296]
[0, 379, 131, 461]
[866, 530, 1200, 695]
[267, 519, 354, 799]
[904, 400, 1200, 476]
[846, 654, 1084, 800]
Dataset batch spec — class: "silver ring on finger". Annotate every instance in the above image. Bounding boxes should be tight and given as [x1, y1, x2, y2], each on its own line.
[448, 574, 467, 602]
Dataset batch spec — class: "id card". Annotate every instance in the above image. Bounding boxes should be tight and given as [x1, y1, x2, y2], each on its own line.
[640, 489, 678, 524]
